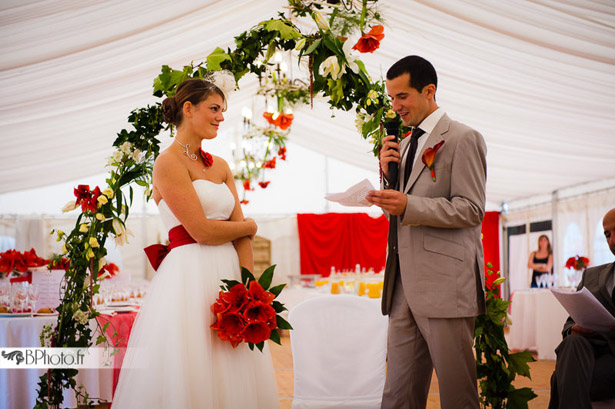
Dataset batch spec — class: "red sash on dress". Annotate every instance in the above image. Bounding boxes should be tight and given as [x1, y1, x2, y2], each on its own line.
[143, 225, 197, 271]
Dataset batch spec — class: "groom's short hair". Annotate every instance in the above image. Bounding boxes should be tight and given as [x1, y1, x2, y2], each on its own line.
[387, 56, 438, 93]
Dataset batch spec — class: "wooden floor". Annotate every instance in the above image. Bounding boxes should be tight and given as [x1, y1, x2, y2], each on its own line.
[270, 334, 555, 409]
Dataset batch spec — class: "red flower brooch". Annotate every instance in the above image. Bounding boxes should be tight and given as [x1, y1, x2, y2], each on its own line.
[421, 140, 445, 182]
[199, 149, 213, 168]
[210, 266, 292, 351]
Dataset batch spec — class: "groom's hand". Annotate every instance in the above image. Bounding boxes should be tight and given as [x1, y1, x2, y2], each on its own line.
[380, 135, 401, 179]
[366, 189, 407, 216]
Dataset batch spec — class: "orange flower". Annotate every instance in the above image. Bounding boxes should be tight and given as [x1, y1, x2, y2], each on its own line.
[274, 112, 294, 130]
[353, 25, 384, 53]
[278, 146, 287, 160]
[243, 180, 252, 191]
[421, 140, 445, 181]
[262, 157, 277, 169]
[258, 181, 270, 189]
[262, 112, 275, 126]
[240, 199, 249, 205]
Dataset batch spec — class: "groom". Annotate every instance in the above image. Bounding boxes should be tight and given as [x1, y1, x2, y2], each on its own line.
[367, 55, 487, 409]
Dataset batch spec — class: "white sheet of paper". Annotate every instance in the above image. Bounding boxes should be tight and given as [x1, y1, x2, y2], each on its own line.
[325, 178, 375, 207]
[550, 287, 615, 332]
[31, 269, 65, 311]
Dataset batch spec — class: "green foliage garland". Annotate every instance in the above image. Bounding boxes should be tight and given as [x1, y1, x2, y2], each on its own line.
[475, 263, 537, 409]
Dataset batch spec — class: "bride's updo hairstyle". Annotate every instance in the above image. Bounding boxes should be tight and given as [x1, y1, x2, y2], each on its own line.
[162, 78, 225, 126]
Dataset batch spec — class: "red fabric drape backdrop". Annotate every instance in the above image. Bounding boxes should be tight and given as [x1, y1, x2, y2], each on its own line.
[297, 213, 388, 277]
[297, 211, 500, 280]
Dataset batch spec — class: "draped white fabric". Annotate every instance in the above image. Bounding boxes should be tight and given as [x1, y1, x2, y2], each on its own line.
[1, 0, 614, 206]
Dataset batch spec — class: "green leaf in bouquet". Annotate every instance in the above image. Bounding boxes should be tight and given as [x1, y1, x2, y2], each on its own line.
[256, 341, 265, 352]
[248, 343, 254, 351]
[269, 283, 286, 298]
[269, 329, 281, 345]
[276, 315, 293, 330]
[221, 279, 241, 289]
[258, 264, 276, 289]
[272, 300, 287, 313]
[304, 38, 322, 55]
[241, 267, 256, 285]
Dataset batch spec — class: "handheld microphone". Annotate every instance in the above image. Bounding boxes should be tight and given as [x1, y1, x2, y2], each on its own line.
[384, 121, 400, 186]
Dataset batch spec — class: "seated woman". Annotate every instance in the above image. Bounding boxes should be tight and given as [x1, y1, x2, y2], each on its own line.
[527, 234, 553, 287]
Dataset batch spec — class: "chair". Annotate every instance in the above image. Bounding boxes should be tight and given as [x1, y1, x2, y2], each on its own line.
[289, 295, 388, 409]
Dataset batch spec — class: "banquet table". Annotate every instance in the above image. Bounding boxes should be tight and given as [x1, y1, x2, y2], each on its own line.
[0, 312, 136, 409]
[508, 288, 570, 360]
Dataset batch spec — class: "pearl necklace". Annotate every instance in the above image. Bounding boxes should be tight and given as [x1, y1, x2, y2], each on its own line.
[175, 138, 213, 173]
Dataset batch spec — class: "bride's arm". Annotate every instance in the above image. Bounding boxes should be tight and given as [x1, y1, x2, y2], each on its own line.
[223, 161, 255, 272]
[153, 154, 256, 245]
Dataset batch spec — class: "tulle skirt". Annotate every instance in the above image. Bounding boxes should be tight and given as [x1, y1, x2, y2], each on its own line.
[112, 242, 280, 409]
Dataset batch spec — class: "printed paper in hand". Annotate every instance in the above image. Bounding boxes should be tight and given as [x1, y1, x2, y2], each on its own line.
[550, 287, 615, 332]
[325, 178, 375, 207]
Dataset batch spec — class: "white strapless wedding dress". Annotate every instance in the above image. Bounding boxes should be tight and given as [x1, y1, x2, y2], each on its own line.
[112, 179, 280, 409]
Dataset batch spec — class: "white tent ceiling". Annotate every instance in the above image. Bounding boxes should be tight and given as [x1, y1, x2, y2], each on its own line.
[1, 0, 614, 210]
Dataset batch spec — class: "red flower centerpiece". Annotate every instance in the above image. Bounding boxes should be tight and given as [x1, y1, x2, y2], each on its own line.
[353, 25, 385, 53]
[210, 265, 292, 351]
[0, 248, 48, 279]
[565, 255, 590, 270]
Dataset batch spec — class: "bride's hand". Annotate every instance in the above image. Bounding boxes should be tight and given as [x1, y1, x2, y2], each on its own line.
[244, 217, 257, 239]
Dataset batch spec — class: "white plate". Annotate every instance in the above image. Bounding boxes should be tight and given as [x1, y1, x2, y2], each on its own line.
[0, 312, 33, 317]
[33, 312, 59, 317]
[107, 302, 137, 308]
[112, 306, 139, 313]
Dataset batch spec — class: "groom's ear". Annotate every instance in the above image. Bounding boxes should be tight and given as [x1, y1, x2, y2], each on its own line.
[422, 84, 436, 100]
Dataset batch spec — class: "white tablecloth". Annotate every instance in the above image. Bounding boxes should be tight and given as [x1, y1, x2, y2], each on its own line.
[0, 316, 113, 409]
[508, 288, 570, 360]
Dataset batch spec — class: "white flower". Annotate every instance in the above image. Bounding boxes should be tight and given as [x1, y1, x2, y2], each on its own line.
[131, 149, 145, 164]
[112, 218, 134, 246]
[207, 70, 236, 100]
[313, 11, 329, 31]
[319, 55, 344, 80]
[119, 142, 133, 154]
[62, 200, 78, 213]
[341, 40, 360, 74]
[73, 310, 89, 325]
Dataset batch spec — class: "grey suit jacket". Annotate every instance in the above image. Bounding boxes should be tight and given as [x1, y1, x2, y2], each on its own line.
[382, 113, 487, 318]
[562, 262, 615, 354]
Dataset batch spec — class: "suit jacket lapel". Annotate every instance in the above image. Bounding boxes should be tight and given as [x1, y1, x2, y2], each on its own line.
[598, 263, 615, 308]
[404, 114, 451, 194]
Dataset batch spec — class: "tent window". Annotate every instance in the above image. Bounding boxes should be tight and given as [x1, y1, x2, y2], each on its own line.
[562, 222, 584, 266]
[0, 236, 15, 252]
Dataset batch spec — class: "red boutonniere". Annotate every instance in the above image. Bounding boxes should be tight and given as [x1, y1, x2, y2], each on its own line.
[421, 140, 445, 182]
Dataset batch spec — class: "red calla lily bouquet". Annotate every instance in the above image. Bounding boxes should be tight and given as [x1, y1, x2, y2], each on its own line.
[210, 265, 292, 352]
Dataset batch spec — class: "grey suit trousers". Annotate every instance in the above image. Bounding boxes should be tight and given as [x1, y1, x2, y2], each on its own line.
[381, 272, 479, 409]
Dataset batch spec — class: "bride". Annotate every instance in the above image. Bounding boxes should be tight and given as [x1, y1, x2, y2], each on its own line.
[112, 77, 280, 408]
